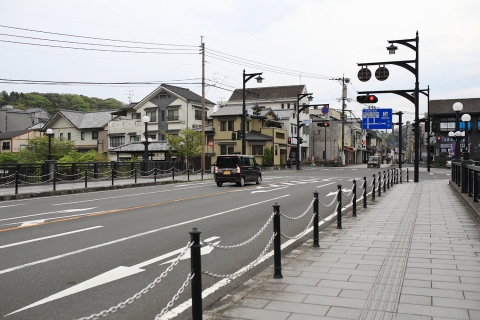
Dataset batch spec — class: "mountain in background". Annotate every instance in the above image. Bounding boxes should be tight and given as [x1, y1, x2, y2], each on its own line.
[0, 91, 126, 114]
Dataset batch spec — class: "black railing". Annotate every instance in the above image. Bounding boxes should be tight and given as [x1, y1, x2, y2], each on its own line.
[452, 161, 480, 202]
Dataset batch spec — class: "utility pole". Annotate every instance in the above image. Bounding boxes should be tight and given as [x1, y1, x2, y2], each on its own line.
[341, 77, 346, 166]
[201, 38, 205, 174]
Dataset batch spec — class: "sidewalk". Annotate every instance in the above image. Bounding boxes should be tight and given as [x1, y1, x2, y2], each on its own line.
[205, 179, 480, 320]
[0, 173, 212, 201]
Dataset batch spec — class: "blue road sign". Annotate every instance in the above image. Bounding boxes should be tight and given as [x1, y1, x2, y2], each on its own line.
[362, 108, 392, 130]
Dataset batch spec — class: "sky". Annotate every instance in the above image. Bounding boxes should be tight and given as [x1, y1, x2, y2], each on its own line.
[1, 0, 479, 123]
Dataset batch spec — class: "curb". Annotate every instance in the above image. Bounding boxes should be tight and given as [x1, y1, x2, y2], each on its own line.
[448, 180, 480, 222]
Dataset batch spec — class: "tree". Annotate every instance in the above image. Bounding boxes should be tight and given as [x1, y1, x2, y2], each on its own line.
[58, 150, 109, 163]
[16, 136, 76, 163]
[165, 128, 203, 169]
[0, 152, 18, 163]
[263, 147, 273, 167]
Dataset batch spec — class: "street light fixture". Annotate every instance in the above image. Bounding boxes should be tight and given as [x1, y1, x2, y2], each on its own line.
[295, 92, 314, 170]
[46, 128, 54, 160]
[451, 102, 463, 162]
[461, 113, 471, 160]
[242, 69, 263, 155]
[142, 115, 151, 175]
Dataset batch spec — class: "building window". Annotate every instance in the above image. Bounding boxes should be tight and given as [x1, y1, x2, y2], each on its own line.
[81, 132, 85, 140]
[130, 136, 140, 142]
[220, 145, 235, 154]
[146, 111, 157, 122]
[110, 136, 125, 147]
[59, 133, 64, 139]
[2, 141, 10, 150]
[287, 103, 290, 109]
[228, 121, 234, 131]
[195, 110, 201, 120]
[67, 133, 71, 140]
[92, 132, 98, 139]
[168, 109, 179, 121]
[459, 122, 471, 131]
[252, 145, 263, 155]
[159, 94, 168, 99]
[132, 113, 141, 120]
[220, 121, 227, 131]
[281, 104, 284, 109]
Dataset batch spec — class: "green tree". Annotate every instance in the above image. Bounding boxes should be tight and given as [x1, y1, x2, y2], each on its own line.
[165, 128, 203, 169]
[0, 152, 18, 163]
[16, 136, 76, 163]
[58, 150, 109, 163]
[263, 147, 273, 167]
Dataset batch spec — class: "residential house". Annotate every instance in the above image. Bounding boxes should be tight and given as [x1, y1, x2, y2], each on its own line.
[227, 85, 311, 163]
[42, 110, 114, 153]
[0, 129, 42, 153]
[429, 98, 480, 162]
[0, 106, 50, 132]
[209, 104, 288, 166]
[108, 84, 215, 162]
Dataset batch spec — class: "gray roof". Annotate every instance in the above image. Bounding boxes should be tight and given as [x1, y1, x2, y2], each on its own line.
[162, 84, 215, 105]
[108, 141, 169, 152]
[246, 130, 273, 141]
[0, 129, 35, 139]
[211, 105, 243, 117]
[430, 98, 480, 116]
[57, 110, 114, 129]
[228, 85, 306, 102]
[272, 109, 294, 119]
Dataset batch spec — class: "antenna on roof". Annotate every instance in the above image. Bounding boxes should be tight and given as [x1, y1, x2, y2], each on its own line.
[125, 90, 134, 104]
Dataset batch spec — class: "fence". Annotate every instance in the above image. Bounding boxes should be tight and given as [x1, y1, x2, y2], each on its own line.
[451, 161, 480, 202]
[0, 161, 210, 195]
[75, 167, 409, 320]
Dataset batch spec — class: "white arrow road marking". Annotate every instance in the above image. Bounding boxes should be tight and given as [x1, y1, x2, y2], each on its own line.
[6, 237, 220, 316]
[0, 207, 98, 222]
[160, 240, 220, 265]
[0, 226, 103, 249]
[316, 182, 335, 189]
[21, 220, 45, 226]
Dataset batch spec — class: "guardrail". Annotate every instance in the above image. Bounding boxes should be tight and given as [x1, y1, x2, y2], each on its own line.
[451, 161, 480, 202]
[75, 168, 409, 320]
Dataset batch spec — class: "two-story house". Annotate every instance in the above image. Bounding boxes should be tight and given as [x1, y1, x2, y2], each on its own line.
[108, 84, 215, 161]
[0, 129, 43, 153]
[227, 85, 311, 163]
[209, 104, 288, 166]
[42, 110, 114, 153]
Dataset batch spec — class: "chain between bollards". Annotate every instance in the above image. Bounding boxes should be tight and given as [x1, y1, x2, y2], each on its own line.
[337, 184, 342, 229]
[313, 191, 319, 247]
[363, 176, 367, 208]
[273, 203, 282, 279]
[189, 227, 202, 320]
[352, 179, 357, 217]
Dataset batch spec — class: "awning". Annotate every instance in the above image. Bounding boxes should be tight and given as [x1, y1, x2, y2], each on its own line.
[108, 133, 125, 137]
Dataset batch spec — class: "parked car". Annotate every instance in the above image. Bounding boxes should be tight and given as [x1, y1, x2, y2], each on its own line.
[367, 156, 381, 168]
[214, 155, 262, 187]
[446, 160, 452, 168]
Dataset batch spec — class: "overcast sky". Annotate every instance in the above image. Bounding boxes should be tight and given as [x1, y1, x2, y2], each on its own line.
[1, 0, 479, 123]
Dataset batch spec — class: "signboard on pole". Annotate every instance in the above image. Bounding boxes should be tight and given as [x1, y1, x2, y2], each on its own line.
[362, 108, 392, 130]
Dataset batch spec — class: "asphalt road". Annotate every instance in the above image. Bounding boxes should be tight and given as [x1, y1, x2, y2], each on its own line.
[0, 165, 450, 319]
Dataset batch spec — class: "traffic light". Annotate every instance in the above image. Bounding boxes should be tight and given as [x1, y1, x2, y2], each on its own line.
[425, 120, 430, 132]
[231, 132, 236, 140]
[287, 137, 291, 144]
[431, 121, 439, 132]
[317, 121, 330, 127]
[437, 136, 441, 142]
[356, 95, 378, 103]
[237, 130, 243, 140]
[299, 138, 304, 144]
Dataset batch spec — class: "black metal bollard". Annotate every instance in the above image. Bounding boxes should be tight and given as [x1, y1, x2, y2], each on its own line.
[85, 170, 88, 188]
[172, 167, 175, 180]
[53, 170, 57, 191]
[154, 164, 157, 183]
[400, 168, 402, 184]
[15, 171, 18, 195]
[391, 169, 394, 187]
[111, 167, 115, 186]
[378, 171, 382, 197]
[383, 170, 387, 192]
[313, 191, 319, 247]
[363, 176, 367, 208]
[352, 179, 357, 217]
[407, 168, 409, 182]
[387, 169, 390, 190]
[273, 203, 283, 278]
[189, 227, 202, 320]
[188, 167, 190, 181]
[201, 167, 204, 180]
[372, 174, 376, 202]
[337, 184, 342, 229]
[134, 168, 137, 184]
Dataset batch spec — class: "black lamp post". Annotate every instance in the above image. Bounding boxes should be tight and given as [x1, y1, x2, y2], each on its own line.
[141, 115, 152, 175]
[461, 113, 471, 161]
[242, 69, 263, 155]
[393, 112, 403, 169]
[452, 102, 463, 162]
[46, 128, 53, 160]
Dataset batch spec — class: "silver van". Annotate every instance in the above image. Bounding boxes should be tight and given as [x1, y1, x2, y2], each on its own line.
[368, 156, 380, 168]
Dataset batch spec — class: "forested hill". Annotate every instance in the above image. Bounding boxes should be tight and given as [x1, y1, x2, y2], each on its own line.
[0, 91, 126, 114]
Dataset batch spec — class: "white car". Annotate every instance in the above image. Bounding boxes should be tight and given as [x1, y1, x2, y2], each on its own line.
[446, 160, 452, 168]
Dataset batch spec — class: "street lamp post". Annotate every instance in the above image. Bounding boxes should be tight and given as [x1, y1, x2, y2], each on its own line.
[460, 113, 472, 193]
[141, 115, 151, 175]
[295, 92, 313, 170]
[461, 113, 471, 161]
[44, 128, 55, 182]
[46, 128, 53, 160]
[242, 70, 263, 155]
[452, 102, 463, 162]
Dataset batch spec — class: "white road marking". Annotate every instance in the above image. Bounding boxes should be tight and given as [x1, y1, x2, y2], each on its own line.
[6, 237, 220, 316]
[0, 208, 98, 222]
[251, 186, 288, 193]
[316, 182, 335, 189]
[0, 226, 103, 249]
[20, 220, 45, 226]
[0, 195, 289, 275]
[0, 204, 25, 209]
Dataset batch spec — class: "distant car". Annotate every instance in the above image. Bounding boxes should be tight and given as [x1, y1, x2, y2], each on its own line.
[214, 155, 262, 187]
[367, 156, 380, 168]
[446, 160, 452, 168]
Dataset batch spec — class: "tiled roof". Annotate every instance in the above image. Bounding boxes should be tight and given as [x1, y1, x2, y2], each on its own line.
[246, 130, 272, 141]
[430, 98, 480, 116]
[0, 129, 35, 139]
[211, 105, 243, 117]
[58, 110, 114, 129]
[108, 141, 169, 152]
[162, 84, 215, 105]
[228, 85, 306, 102]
